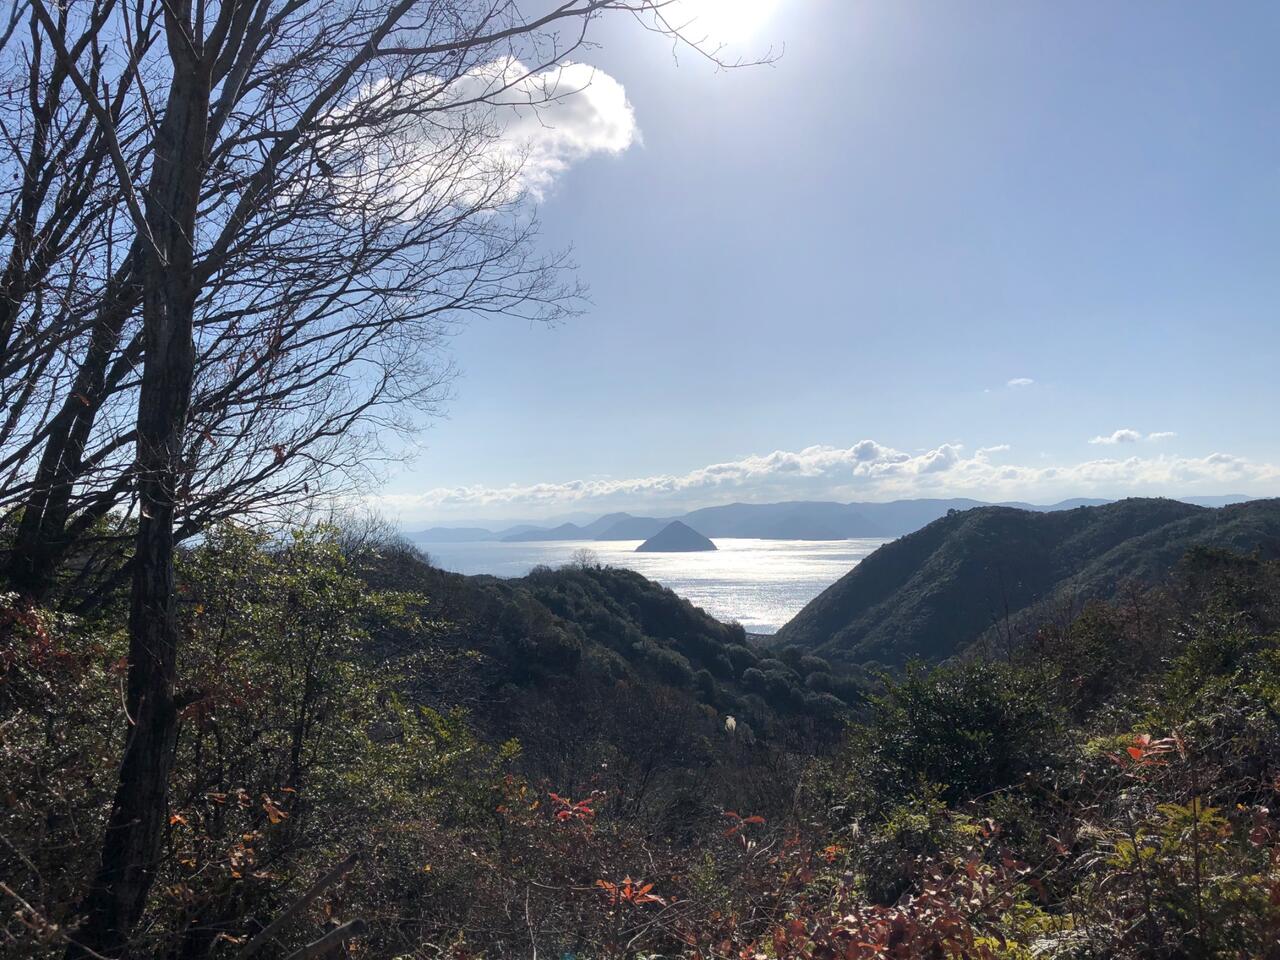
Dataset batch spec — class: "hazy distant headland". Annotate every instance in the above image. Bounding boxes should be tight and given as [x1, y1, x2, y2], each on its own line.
[413, 494, 1258, 544]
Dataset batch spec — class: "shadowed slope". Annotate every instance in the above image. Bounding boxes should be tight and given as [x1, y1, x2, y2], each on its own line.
[775, 498, 1280, 668]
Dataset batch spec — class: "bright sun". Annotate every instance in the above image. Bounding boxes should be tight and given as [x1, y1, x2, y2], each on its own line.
[670, 0, 783, 45]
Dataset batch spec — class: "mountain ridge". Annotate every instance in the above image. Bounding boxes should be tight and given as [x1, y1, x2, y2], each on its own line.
[411, 495, 1262, 544]
[773, 497, 1280, 668]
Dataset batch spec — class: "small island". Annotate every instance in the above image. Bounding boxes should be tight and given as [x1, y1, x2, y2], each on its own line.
[635, 520, 717, 553]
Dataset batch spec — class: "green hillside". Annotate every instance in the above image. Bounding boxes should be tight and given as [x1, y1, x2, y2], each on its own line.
[358, 545, 856, 768]
[775, 497, 1280, 667]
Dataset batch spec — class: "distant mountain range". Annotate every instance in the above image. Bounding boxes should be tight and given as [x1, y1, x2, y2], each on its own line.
[411, 495, 1259, 544]
[773, 497, 1280, 669]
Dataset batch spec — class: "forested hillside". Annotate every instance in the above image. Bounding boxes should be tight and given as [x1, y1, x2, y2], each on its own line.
[775, 497, 1280, 667]
[358, 540, 857, 764]
[9, 523, 1280, 958]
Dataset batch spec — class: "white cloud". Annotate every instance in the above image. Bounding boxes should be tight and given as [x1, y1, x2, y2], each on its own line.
[1007, 378, 1035, 388]
[1090, 429, 1178, 445]
[1090, 428, 1144, 445]
[351, 59, 638, 211]
[479, 60, 638, 200]
[377, 440, 1280, 521]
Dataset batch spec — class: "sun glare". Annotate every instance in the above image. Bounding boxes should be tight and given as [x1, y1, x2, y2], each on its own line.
[671, 0, 783, 46]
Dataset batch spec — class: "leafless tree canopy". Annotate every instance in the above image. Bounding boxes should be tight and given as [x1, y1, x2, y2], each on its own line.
[0, 0, 737, 595]
[0, 4, 744, 956]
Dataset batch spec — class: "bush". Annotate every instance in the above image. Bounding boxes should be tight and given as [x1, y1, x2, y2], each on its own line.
[637, 640, 695, 688]
[724, 643, 759, 676]
[853, 660, 1063, 807]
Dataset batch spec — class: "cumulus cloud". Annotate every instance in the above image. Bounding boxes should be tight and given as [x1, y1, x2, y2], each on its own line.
[477, 60, 637, 200]
[377, 440, 1280, 521]
[354, 59, 637, 211]
[1090, 428, 1143, 445]
[1090, 429, 1178, 445]
[1007, 378, 1035, 388]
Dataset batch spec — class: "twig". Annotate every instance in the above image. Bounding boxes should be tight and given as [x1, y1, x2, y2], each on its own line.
[281, 919, 368, 960]
[0, 881, 115, 960]
[237, 852, 360, 960]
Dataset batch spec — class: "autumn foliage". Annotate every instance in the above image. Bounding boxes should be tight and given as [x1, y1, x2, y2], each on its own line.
[5, 536, 1280, 957]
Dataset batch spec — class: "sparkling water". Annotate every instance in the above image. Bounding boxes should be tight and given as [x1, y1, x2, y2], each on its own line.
[409, 537, 889, 634]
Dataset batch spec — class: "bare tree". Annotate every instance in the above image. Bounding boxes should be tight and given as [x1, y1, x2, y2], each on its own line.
[0, 0, 748, 955]
[0, 0, 143, 595]
[0, 2, 574, 597]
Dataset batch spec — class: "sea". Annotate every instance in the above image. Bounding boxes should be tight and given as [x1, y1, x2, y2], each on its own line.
[407, 537, 890, 634]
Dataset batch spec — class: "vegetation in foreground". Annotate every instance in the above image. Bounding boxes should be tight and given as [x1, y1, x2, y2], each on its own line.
[5, 526, 1280, 959]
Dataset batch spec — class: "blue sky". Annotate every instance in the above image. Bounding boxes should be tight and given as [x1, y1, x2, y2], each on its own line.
[378, 1, 1280, 524]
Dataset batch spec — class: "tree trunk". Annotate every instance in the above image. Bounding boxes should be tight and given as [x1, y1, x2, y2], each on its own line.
[68, 45, 208, 960]
[6, 262, 139, 600]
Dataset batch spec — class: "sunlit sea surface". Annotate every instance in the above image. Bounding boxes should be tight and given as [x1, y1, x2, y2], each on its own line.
[409, 538, 890, 634]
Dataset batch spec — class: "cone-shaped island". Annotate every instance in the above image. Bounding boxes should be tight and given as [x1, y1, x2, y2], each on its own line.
[635, 521, 717, 553]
